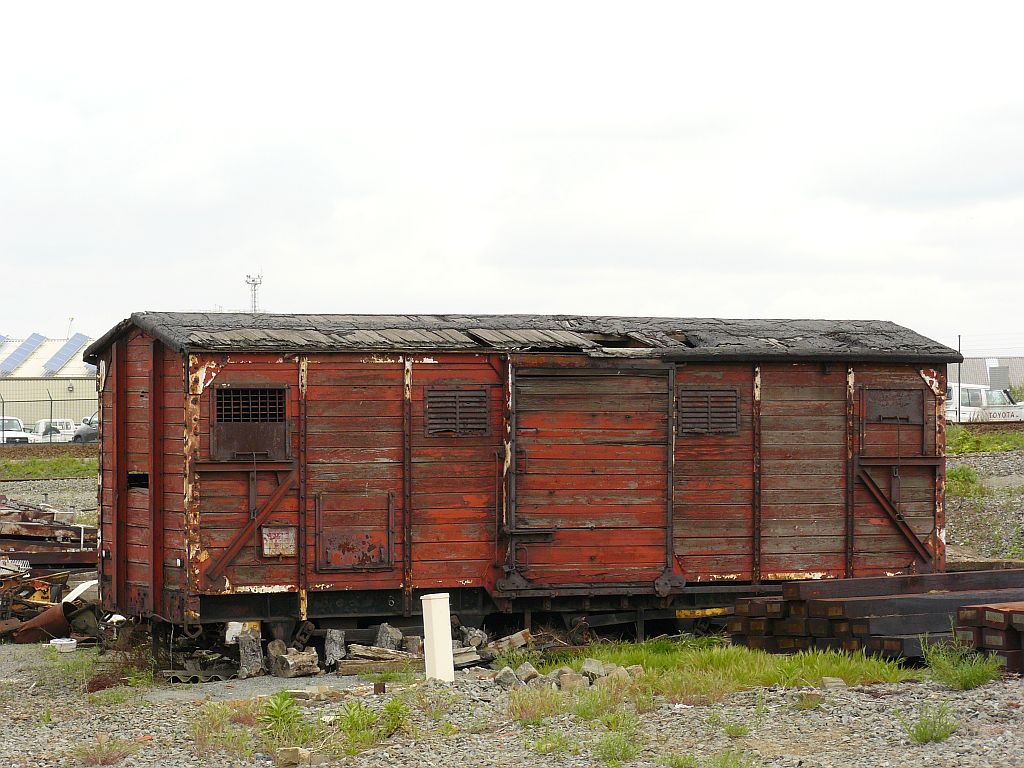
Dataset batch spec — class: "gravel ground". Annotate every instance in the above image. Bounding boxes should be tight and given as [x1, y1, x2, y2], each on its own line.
[0, 477, 97, 522]
[946, 450, 1024, 561]
[3, 644, 1024, 768]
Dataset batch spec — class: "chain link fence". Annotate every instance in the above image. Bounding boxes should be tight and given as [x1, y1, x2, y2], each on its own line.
[0, 394, 99, 443]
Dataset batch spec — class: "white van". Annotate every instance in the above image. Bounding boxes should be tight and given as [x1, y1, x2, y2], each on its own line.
[28, 418, 77, 442]
[945, 383, 1024, 423]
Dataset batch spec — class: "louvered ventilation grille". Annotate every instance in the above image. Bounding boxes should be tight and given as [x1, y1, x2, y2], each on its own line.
[216, 388, 286, 423]
[678, 388, 739, 435]
[425, 388, 490, 436]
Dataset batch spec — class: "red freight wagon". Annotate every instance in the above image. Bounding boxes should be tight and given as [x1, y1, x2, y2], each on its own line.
[84, 313, 961, 639]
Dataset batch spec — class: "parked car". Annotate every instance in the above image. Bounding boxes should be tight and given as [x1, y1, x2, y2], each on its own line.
[72, 412, 99, 443]
[0, 416, 31, 444]
[28, 418, 77, 443]
[945, 383, 1024, 423]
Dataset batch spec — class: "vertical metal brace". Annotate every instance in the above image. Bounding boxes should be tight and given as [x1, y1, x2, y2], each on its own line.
[845, 367, 856, 578]
[402, 357, 413, 616]
[298, 357, 308, 621]
[665, 365, 676, 573]
[751, 365, 762, 584]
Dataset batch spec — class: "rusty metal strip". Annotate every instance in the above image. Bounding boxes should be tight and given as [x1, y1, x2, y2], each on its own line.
[934, 371, 947, 570]
[856, 468, 932, 563]
[113, 338, 128, 609]
[665, 365, 676, 572]
[183, 355, 202, 620]
[845, 366, 855, 578]
[298, 357, 308, 621]
[149, 339, 164, 614]
[402, 357, 413, 615]
[752, 364, 761, 583]
[204, 468, 298, 585]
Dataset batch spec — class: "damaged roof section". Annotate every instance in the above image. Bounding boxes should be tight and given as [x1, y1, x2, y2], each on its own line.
[85, 312, 962, 364]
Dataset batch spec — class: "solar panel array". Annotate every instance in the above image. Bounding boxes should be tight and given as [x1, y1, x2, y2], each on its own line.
[41, 333, 91, 377]
[0, 333, 46, 376]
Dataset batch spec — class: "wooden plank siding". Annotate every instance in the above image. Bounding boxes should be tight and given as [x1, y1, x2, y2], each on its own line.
[673, 363, 755, 582]
[759, 363, 848, 579]
[513, 368, 670, 585]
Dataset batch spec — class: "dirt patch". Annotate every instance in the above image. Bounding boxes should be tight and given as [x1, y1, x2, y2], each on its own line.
[0, 442, 97, 460]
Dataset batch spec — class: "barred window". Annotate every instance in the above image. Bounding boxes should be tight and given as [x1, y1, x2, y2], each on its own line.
[425, 387, 490, 436]
[216, 388, 286, 423]
[678, 388, 739, 435]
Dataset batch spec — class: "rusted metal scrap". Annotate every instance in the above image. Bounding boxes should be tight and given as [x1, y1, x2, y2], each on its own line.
[0, 495, 97, 570]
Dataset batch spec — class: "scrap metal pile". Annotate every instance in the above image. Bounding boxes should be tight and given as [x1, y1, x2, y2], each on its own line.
[0, 564, 102, 644]
[0, 495, 97, 570]
[729, 569, 1024, 660]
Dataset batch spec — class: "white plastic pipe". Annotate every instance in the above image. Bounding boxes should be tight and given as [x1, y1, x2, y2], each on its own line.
[420, 592, 454, 682]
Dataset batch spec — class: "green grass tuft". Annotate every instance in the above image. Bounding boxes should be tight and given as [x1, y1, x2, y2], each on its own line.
[946, 465, 988, 497]
[922, 636, 1003, 690]
[896, 701, 959, 744]
[594, 731, 641, 766]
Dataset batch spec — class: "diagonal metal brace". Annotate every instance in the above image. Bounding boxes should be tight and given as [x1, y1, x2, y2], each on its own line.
[857, 468, 932, 563]
[204, 468, 298, 585]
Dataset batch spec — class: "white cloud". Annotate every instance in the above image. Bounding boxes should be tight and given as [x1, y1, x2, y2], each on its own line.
[0, 1, 1021, 356]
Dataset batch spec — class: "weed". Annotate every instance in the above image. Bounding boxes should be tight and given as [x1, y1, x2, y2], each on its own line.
[754, 689, 766, 722]
[38, 707, 53, 725]
[259, 691, 303, 731]
[632, 687, 658, 713]
[360, 669, 417, 685]
[791, 691, 823, 711]
[660, 755, 699, 768]
[896, 701, 959, 744]
[922, 636, 1003, 690]
[378, 698, 411, 738]
[438, 721, 457, 737]
[946, 465, 988, 497]
[705, 751, 761, 768]
[723, 722, 750, 738]
[71, 733, 141, 765]
[707, 711, 723, 727]
[410, 688, 457, 721]
[45, 646, 101, 692]
[87, 687, 132, 706]
[573, 685, 626, 721]
[508, 686, 568, 725]
[190, 702, 256, 758]
[600, 707, 639, 733]
[594, 731, 642, 766]
[529, 729, 575, 755]
[494, 647, 544, 672]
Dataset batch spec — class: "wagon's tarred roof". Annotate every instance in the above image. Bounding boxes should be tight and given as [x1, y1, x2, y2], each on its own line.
[85, 312, 962, 364]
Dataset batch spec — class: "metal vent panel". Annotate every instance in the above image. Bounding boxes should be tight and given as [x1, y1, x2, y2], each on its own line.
[424, 387, 490, 436]
[678, 388, 740, 435]
[216, 388, 286, 423]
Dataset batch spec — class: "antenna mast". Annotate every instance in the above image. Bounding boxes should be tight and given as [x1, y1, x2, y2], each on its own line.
[245, 274, 263, 313]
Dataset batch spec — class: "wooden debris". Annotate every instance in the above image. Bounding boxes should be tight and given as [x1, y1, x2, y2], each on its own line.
[486, 629, 531, 653]
[270, 647, 320, 678]
[347, 643, 415, 661]
[335, 658, 425, 676]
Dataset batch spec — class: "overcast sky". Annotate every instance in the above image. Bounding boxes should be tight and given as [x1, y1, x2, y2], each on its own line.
[2, 3, 1021, 355]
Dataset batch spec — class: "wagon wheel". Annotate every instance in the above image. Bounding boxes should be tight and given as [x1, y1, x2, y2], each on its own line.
[568, 618, 590, 646]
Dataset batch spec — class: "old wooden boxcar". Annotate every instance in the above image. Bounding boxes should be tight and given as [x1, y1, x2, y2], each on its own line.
[84, 313, 960, 634]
